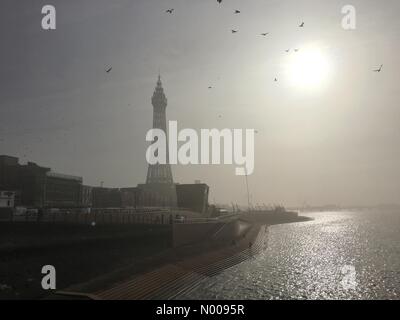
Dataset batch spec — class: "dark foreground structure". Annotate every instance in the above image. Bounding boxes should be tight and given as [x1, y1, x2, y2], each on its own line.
[176, 183, 210, 214]
[0, 222, 171, 300]
[0, 155, 82, 208]
[0, 209, 310, 300]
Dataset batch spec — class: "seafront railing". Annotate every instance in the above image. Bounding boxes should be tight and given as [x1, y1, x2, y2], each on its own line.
[3, 207, 238, 226]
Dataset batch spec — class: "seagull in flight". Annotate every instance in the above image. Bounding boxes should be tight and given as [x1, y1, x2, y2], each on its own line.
[260, 33, 269, 36]
[299, 22, 305, 27]
[106, 67, 112, 73]
[234, 10, 241, 14]
[373, 64, 383, 72]
[166, 9, 174, 14]
[231, 29, 238, 33]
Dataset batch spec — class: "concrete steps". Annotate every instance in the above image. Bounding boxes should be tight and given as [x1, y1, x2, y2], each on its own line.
[92, 224, 268, 300]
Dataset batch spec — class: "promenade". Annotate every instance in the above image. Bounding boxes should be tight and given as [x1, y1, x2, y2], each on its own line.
[56, 221, 268, 300]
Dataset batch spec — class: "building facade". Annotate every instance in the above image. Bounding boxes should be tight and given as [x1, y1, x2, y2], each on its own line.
[0, 155, 83, 208]
[79, 185, 93, 208]
[176, 183, 210, 214]
[0, 191, 15, 208]
[45, 172, 82, 208]
[0, 155, 20, 191]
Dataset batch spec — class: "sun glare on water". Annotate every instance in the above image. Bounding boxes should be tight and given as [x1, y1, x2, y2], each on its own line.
[286, 45, 332, 89]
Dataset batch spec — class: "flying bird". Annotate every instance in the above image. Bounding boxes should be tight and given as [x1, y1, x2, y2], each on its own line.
[166, 9, 174, 14]
[299, 22, 305, 27]
[106, 67, 112, 73]
[231, 29, 238, 33]
[373, 64, 383, 72]
[274, 78, 278, 82]
[208, 86, 213, 89]
[261, 33, 269, 36]
[217, 0, 222, 3]
[234, 10, 241, 14]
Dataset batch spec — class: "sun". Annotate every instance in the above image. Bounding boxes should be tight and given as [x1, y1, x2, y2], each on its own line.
[285, 45, 332, 89]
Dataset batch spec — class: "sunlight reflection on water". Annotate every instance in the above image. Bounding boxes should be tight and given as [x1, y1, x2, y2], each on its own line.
[177, 211, 400, 300]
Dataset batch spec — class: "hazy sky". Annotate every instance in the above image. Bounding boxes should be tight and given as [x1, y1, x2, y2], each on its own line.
[1, 0, 399, 207]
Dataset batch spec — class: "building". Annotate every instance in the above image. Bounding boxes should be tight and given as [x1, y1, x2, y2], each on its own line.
[45, 172, 82, 208]
[79, 185, 93, 208]
[92, 187, 122, 208]
[0, 190, 14, 221]
[120, 187, 141, 208]
[0, 155, 20, 191]
[90, 186, 168, 209]
[176, 183, 210, 214]
[16, 161, 49, 207]
[0, 155, 83, 208]
[0, 191, 15, 208]
[141, 75, 177, 207]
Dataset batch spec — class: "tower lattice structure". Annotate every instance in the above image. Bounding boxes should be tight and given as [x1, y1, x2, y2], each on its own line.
[146, 75, 174, 184]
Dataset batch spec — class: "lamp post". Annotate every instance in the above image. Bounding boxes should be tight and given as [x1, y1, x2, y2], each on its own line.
[245, 168, 251, 211]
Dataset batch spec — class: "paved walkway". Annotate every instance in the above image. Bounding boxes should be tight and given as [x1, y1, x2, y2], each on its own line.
[56, 222, 269, 300]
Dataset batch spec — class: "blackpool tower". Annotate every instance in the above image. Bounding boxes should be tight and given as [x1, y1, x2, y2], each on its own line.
[146, 75, 174, 184]
[141, 75, 177, 207]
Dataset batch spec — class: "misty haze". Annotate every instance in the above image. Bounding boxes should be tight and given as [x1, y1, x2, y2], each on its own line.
[0, 0, 399, 304]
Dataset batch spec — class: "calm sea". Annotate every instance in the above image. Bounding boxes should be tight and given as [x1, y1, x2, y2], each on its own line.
[178, 210, 400, 300]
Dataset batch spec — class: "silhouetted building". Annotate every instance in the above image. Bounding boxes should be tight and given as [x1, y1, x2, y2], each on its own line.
[91, 186, 163, 209]
[0, 191, 15, 208]
[45, 172, 82, 208]
[120, 187, 140, 208]
[0, 155, 83, 208]
[18, 161, 50, 207]
[92, 187, 122, 208]
[0, 155, 19, 190]
[176, 183, 210, 214]
[79, 185, 93, 207]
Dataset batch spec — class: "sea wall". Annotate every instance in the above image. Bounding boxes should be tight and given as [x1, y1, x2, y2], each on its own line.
[0, 222, 172, 252]
[240, 211, 312, 225]
[172, 219, 252, 247]
[172, 222, 224, 247]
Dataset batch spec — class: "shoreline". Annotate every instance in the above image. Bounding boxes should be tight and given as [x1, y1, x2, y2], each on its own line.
[0, 214, 311, 300]
[54, 215, 311, 300]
